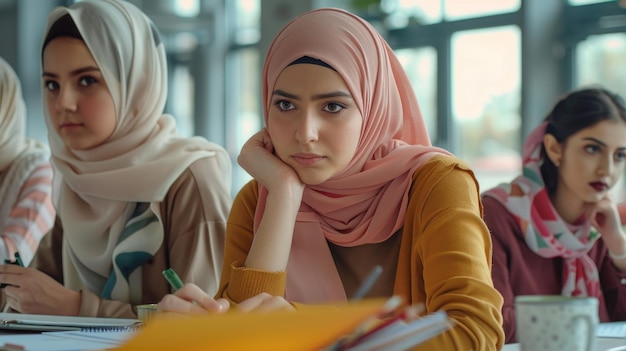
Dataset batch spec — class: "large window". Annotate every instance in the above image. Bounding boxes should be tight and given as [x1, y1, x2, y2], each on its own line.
[444, 0, 519, 20]
[569, 0, 613, 5]
[12, 0, 626, 196]
[226, 48, 261, 194]
[225, 0, 262, 194]
[451, 26, 521, 190]
[218, 0, 626, 195]
[168, 62, 196, 138]
[576, 33, 626, 99]
[385, 0, 522, 189]
[395, 47, 437, 139]
[377, 0, 520, 26]
[566, 1, 626, 199]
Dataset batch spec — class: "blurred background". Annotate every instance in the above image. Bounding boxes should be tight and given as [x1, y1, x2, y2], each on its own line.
[1, 0, 625, 196]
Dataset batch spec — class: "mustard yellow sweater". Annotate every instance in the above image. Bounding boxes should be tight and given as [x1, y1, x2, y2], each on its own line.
[217, 155, 504, 350]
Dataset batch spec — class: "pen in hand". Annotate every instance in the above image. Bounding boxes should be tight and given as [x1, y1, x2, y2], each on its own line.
[1, 252, 25, 289]
[2, 252, 25, 312]
[162, 268, 184, 292]
[162, 268, 200, 306]
[13, 253, 24, 268]
[2, 252, 24, 268]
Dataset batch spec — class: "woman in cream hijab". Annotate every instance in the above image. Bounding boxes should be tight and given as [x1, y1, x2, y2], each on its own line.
[159, 7, 504, 350]
[0, 0, 232, 318]
[0, 57, 54, 266]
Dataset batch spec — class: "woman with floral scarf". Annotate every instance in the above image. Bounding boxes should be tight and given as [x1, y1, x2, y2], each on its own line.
[482, 87, 626, 343]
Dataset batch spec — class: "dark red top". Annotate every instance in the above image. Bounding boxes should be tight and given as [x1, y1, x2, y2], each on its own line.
[482, 196, 626, 344]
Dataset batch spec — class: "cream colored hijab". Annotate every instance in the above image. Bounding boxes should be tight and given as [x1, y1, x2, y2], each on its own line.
[0, 57, 47, 171]
[42, 0, 231, 299]
[257, 8, 452, 302]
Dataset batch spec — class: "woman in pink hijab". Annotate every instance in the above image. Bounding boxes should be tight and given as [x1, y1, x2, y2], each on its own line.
[159, 8, 504, 350]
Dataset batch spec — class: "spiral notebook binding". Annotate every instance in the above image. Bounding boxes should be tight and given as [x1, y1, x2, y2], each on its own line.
[80, 323, 144, 332]
[0, 314, 144, 333]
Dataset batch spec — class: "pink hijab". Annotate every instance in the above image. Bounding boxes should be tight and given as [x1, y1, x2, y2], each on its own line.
[256, 8, 452, 302]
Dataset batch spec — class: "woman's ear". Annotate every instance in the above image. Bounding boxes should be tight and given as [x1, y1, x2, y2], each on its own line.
[543, 134, 562, 167]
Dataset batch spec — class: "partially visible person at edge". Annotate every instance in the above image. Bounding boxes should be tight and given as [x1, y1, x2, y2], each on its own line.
[0, 57, 54, 266]
[0, 0, 232, 318]
[482, 87, 626, 343]
[158, 7, 504, 350]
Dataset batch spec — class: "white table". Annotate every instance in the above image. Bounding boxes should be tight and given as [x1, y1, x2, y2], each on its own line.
[503, 337, 626, 351]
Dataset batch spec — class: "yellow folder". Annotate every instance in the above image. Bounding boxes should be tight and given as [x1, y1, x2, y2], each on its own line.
[115, 298, 389, 351]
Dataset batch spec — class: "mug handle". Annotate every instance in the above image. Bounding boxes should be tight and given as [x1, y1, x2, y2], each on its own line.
[571, 314, 596, 351]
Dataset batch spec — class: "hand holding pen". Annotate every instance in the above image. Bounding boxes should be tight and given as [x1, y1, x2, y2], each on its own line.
[158, 268, 294, 314]
[1, 253, 25, 289]
[0, 253, 81, 315]
[1, 253, 26, 312]
[158, 265, 384, 316]
[157, 268, 229, 314]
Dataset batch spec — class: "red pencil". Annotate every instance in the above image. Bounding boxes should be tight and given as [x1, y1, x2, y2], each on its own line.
[338, 303, 424, 350]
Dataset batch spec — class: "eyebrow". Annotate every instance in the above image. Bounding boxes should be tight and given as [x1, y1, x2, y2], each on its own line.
[42, 66, 101, 78]
[583, 137, 626, 150]
[584, 137, 607, 147]
[272, 89, 353, 101]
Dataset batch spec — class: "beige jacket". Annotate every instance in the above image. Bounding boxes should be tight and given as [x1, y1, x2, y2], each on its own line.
[1, 158, 231, 318]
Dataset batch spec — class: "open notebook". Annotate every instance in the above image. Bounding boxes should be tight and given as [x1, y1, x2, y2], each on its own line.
[597, 322, 626, 339]
[0, 330, 139, 351]
[0, 312, 142, 332]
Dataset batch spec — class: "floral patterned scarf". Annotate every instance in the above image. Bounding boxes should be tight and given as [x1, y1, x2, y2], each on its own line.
[483, 122, 601, 298]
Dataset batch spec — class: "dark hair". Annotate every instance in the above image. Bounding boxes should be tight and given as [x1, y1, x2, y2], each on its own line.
[541, 87, 626, 193]
[42, 14, 83, 54]
[289, 56, 335, 71]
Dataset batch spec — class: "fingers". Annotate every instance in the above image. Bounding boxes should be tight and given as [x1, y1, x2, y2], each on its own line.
[157, 283, 229, 315]
[244, 129, 271, 149]
[587, 198, 623, 236]
[235, 292, 267, 312]
[176, 283, 224, 311]
[236, 293, 294, 313]
[157, 294, 206, 315]
[158, 291, 293, 315]
[238, 132, 273, 166]
[214, 298, 230, 311]
[0, 264, 27, 274]
[618, 203, 626, 224]
[3, 295, 18, 312]
[0, 265, 26, 288]
[259, 128, 274, 152]
[3, 285, 22, 300]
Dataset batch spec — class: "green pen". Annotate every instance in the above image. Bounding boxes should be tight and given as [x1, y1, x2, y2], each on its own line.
[0, 253, 25, 290]
[14, 252, 24, 267]
[162, 268, 184, 291]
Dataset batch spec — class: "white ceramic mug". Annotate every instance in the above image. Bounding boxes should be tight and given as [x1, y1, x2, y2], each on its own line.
[515, 295, 599, 351]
